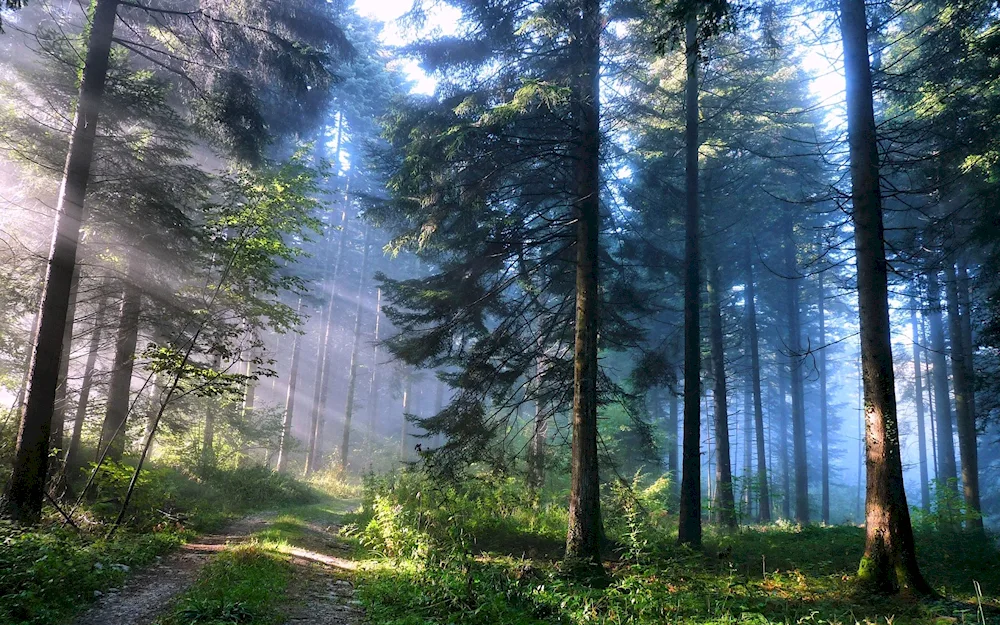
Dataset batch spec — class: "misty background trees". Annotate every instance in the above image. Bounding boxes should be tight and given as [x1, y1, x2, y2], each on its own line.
[0, 0, 999, 604]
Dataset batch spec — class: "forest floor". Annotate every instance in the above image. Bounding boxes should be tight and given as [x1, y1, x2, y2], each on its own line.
[68, 498, 365, 625]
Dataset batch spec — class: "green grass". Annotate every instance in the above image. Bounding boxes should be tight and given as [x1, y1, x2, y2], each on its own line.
[156, 545, 291, 625]
[347, 473, 1000, 625]
[0, 523, 188, 625]
[0, 464, 319, 625]
[155, 496, 360, 625]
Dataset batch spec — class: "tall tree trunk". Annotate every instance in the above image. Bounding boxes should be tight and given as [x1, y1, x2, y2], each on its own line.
[778, 360, 791, 519]
[565, 0, 603, 565]
[944, 262, 982, 529]
[667, 386, 679, 498]
[926, 271, 958, 486]
[51, 266, 81, 457]
[65, 286, 111, 473]
[956, 262, 976, 426]
[527, 398, 549, 492]
[910, 302, 931, 513]
[305, 173, 351, 476]
[784, 225, 808, 524]
[742, 371, 753, 517]
[840, 0, 931, 592]
[99, 271, 140, 464]
[276, 298, 303, 473]
[365, 288, 382, 455]
[745, 244, 770, 521]
[922, 313, 938, 481]
[677, 11, 702, 549]
[399, 372, 413, 462]
[339, 227, 372, 471]
[818, 272, 830, 523]
[707, 260, 735, 527]
[3, 0, 118, 523]
[201, 353, 222, 468]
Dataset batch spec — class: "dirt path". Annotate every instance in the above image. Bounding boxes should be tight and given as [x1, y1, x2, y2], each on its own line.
[279, 519, 366, 625]
[70, 515, 270, 625]
[68, 512, 365, 625]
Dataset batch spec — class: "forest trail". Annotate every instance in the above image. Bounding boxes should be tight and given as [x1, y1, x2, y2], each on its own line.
[69, 502, 365, 625]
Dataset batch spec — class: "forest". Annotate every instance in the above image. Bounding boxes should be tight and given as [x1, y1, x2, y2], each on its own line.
[0, 0, 998, 622]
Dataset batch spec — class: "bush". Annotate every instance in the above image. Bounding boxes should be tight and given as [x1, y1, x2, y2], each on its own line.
[0, 522, 184, 625]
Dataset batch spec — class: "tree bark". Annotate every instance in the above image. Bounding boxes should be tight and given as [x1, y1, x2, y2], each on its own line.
[365, 288, 382, 455]
[65, 286, 111, 473]
[3, 0, 118, 523]
[926, 271, 958, 486]
[784, 224, 808, 524]
[564, 0, 603, 565]
[98, 270, 140, 464]
[51, 265, 81, 457]
[910, 301, 931, 513]
[276, 297, 303, 473]
[818, 272, 830, 523]
[745, 243, 770, 521]
[840, 0, 931, 592]
[677, 11, 703, 549]
[707, 259, 735, 527]
[778, 359, 790, 519]
[339, 227, 372, 471]
[921, 314, 938, 481]
[667, 386, 679, 498]
[742, 371, 752, 517]
[944, 262, 981, 529]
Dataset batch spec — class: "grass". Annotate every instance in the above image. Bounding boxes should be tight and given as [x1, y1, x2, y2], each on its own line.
[346, 473, 1000, 625]
[155, 495, 360, 625]
[156, 545, 291, 625]
[0, 463, 319, 625]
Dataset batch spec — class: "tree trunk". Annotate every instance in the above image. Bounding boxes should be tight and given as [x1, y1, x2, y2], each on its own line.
[339, 227, 372, 472]
[745, 244, 770, 521]
[707, 259, 735, 527]
[51, 265, 81, 457]
[926, 271, 958, 486]
[840, 0, 931, 592]
[399, 372, 413, 462]
[944, 262, 981, 529]
[677, 11, 703, 549]
[910, 302, 931, 513]
[956, 262, 976, 427]
[201, 353, 222, 469]
[667, 386, 679, 497]
[99, 271, 140, 464]
[305, 174, 351, 476]
[3, 0, 118, 524]
[778, 359, 790, 519]
[365, 288, 382, 456]
[564, 0, 603, 565]
[784, 224, 808, 524]
[922, 313, 938, 481]
[742, 371, 752, 518]
[276, 297, 303, 473]
[65, 287, 111, 473]
[819, 272, 830, 523]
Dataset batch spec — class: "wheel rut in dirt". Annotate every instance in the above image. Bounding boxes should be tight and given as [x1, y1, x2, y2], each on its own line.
[69, 515, 270, 625]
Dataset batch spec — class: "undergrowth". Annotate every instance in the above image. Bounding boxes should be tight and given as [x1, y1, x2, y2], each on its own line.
[348, 470, 1000, 625]
[156, 544, 290, 625]
[0, 463, 315, 625]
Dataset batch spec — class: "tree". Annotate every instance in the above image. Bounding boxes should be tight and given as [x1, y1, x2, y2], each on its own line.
[677, 10, 703, 548]
[2, 0, 118, 523]
[839, 0, 932, 594]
